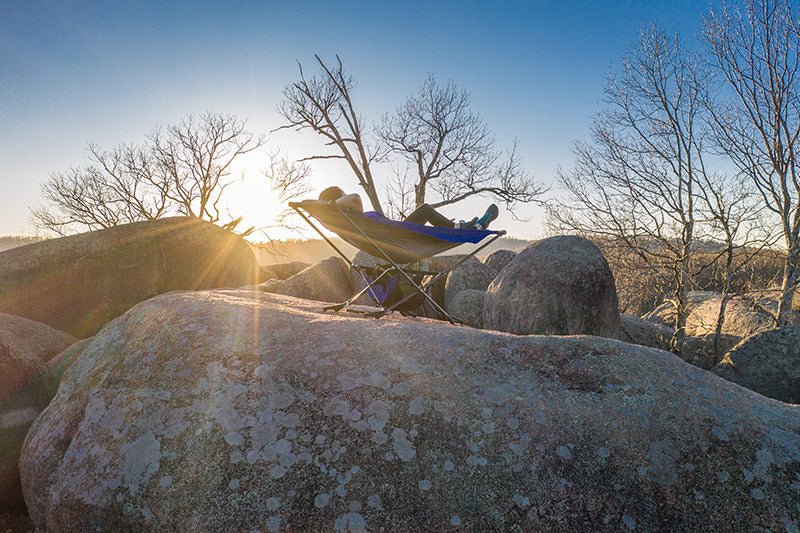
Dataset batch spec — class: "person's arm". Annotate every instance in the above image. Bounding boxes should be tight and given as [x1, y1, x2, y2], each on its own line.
[335, 193, 363, 212]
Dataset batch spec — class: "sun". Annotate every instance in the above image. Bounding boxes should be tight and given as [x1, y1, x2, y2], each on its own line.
[219, 156, 296, 241]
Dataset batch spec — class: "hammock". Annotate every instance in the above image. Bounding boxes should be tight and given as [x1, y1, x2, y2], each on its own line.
[291, 200, 501, 264]
[289, 200, 506, 323]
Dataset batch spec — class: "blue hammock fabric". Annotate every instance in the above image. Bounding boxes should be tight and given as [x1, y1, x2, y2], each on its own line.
[292, 200, 502, 264]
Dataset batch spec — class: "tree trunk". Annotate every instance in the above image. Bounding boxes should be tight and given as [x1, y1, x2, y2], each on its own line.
[362, 184, 384, 215]
[777, 251, 799, 326]
[414, 180, 426, 209]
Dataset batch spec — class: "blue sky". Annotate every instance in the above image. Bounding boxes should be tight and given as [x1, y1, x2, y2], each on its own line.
[1, 0, 712, 239]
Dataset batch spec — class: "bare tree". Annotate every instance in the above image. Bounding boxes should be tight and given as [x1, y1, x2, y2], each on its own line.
[704, 0, 800, 326]
[277, 55, 384, 214]
[548, 23, 718, 355]
[264, 150, 313, 224]
[278, 57, 545, 217]
[379, 76, 546, 212]
[32, 112, 265, 235]
[31, 143, 169, 235]
[148, 112, 264, 222]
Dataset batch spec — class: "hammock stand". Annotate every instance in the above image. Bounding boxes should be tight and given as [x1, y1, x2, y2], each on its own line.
[289, 200, 506, 323]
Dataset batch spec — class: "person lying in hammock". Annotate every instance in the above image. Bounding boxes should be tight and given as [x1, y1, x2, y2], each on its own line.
[317, 187, 499, 231]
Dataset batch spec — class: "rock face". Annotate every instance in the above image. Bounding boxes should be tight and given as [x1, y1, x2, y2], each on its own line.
[0, 314, 75, 512]
[443, 257, 496, 308]
[712, 327, 800, 404]
[277, 257, 353, 303]
[21, 291, 800, 532]
[483, 235, 620, 338]
[0, 217, 260, 338]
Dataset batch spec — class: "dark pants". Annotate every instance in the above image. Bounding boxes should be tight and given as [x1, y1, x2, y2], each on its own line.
[403, 204, 454, 228]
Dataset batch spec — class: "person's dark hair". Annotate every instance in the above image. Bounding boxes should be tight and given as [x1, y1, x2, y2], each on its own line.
[319, 186, 345, 202]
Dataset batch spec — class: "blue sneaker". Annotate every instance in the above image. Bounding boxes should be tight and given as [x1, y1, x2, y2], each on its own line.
[475, 204, 498, 230]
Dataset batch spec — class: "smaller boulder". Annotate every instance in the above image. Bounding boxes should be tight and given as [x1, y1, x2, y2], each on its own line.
[642, 291, 717, 328]
[277, 257, 353, 303]
[267, 261, 311, 280]
[482, 249, 516, 273]
[0, 314, 76, 512]
[259, 266, 278, 282]
[238, 279, 284, 293]
[712, 327, 800, 404]
[686, 295, 778, 341]
[444, 257, 495, 308]
[619, 314, 673, 352]
[447, 290, 485, 328]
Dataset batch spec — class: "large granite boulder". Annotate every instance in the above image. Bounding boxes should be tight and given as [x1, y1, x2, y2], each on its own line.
[0, 217, 260, 338]
[712, 327, 800, 404]
[20, 291, 800, 532]
[443, 256, 495, 308]
[483, 235, 620, 338]
[0, 314, 75, 512]
[277, 257, 353, 303]
[482, 249, 517, 273]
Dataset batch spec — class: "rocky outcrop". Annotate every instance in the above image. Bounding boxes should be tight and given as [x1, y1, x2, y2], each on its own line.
[712, 327, 800, 404]
[483, 235, 620, 338]
[0, 217, 260, 338]
[21, 291, 800, 532]
[447, 289, 485, 328]
[482, 249, 517, 273]
[0, 314, 75, 512]
[443, 257, 495, 307]
[277, 257, 353, 303]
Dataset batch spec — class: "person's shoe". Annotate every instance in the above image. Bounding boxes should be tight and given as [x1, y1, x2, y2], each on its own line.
[474, 204, 499, 230]
[455, 216, 478, 230]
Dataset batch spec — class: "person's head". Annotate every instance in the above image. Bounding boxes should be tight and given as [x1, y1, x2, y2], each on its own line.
[319, 186, 345, 202]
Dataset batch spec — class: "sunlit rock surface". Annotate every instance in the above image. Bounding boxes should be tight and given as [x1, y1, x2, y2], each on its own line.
[0, 313, 75, 512]
[0, 217, 260, 338]
[21, 291, 800, 532]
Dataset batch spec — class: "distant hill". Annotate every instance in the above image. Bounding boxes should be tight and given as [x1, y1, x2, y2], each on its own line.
[251, 236, 534, 266]
[0, 235, 44, 253]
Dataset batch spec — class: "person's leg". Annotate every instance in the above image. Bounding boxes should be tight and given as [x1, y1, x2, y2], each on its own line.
[403, 204, 455, 228]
